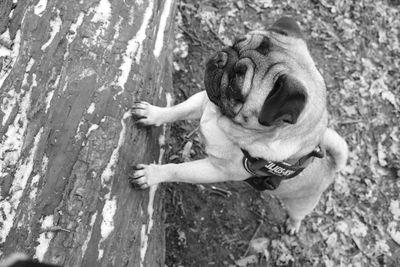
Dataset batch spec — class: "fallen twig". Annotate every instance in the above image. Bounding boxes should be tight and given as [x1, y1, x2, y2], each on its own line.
[177, 191, 186, 216]
[351, 234, 372, 260]
[207, 25, 228, 46]
[248, 209, 278, 228]
[209, 185, 232, 197]
[337, 119, 365, 125]
[40, 226, 71, 234]
[185, 126, 199, 139]
[178, 26, 204, 46]
[243, 221, 263, 257]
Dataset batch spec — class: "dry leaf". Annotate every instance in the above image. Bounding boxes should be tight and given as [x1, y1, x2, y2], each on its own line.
[334, 174, 350, 195]
[377, 142, 388, 167]
[381, 90, 397, 108]
[235, 255, 258, 266]
[182, 141, 193, 162]
[249, 237, 269, 253]
[389, 200, 400, 220]
[388, 221, 400, 246]
[335, 221, 349, 235]
[326, 232, 338, 248]
[350, 219, 368, 237]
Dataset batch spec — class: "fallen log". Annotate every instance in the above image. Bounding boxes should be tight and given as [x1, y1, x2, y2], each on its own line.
[0, 0, 176, 266]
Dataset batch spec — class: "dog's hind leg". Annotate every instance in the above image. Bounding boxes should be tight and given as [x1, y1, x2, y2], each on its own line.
[280, 192, 323, 234]
[132, 91, 208, 126]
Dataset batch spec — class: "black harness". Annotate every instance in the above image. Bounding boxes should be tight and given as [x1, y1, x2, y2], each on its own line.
[242, 146, 324, 191]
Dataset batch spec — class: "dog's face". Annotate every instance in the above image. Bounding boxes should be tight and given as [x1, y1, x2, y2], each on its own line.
[205, 17, 326, 130]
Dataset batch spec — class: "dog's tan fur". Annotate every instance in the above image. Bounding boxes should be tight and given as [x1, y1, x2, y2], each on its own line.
[130, 18, 348, 233]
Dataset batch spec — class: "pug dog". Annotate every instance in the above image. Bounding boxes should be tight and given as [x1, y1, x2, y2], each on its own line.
[129, 17, 348, 233]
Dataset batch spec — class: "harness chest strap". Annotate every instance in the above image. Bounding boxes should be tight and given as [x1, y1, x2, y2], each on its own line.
[241, 146, 324, 191]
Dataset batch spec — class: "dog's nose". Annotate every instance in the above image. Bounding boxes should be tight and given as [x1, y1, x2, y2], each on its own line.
[213, 52, 228, 69]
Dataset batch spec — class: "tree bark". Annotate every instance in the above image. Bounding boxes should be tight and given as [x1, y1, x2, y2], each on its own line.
[0, 0, 176, 266]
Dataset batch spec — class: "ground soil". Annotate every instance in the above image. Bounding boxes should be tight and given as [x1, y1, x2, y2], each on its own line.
[164, 0, 400, 266]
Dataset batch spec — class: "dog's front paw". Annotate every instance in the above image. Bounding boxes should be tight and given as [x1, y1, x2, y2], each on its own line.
[285, 217, 301, 235]
[131, 101, 164, 126]
[128, 164, 161, 189]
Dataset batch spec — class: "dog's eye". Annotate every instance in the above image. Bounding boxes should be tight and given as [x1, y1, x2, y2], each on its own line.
[230, 77, 245, 102]
[271, 29, 288, 36]
[255, 38, 271, 55]
[230, 63, 250, 101]
[232, 65, 246, 91]
[235, 64, 247, 76]
[228, 68, 245, 103]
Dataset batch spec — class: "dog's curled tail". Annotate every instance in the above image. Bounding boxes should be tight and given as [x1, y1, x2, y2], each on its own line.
[323, 128, 348, 171]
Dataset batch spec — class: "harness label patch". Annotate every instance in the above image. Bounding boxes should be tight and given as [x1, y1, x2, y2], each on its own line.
[264, 162, 296, 176]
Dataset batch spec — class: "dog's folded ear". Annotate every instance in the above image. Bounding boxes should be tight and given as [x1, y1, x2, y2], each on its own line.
[269, 17, 304, 39]
[258, 74, 307, 126]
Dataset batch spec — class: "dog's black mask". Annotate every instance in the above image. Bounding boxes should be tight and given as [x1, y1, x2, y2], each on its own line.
[204, 47, 242, 118]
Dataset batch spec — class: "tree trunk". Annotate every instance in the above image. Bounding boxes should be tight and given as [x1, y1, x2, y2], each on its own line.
[0, 0, 176, 266]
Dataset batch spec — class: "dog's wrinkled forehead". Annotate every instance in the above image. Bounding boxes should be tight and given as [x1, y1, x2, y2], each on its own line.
[232, 33, 268, 55]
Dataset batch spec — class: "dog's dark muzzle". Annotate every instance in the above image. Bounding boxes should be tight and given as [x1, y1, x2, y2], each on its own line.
[204, 47, 242, 117]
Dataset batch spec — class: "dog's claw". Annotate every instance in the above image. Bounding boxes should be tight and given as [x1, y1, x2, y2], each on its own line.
[132, 164, 144, 170]
[130, 101, 163, 126]
[285, 217, 301, 235]
[128, 165, 150, 190]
